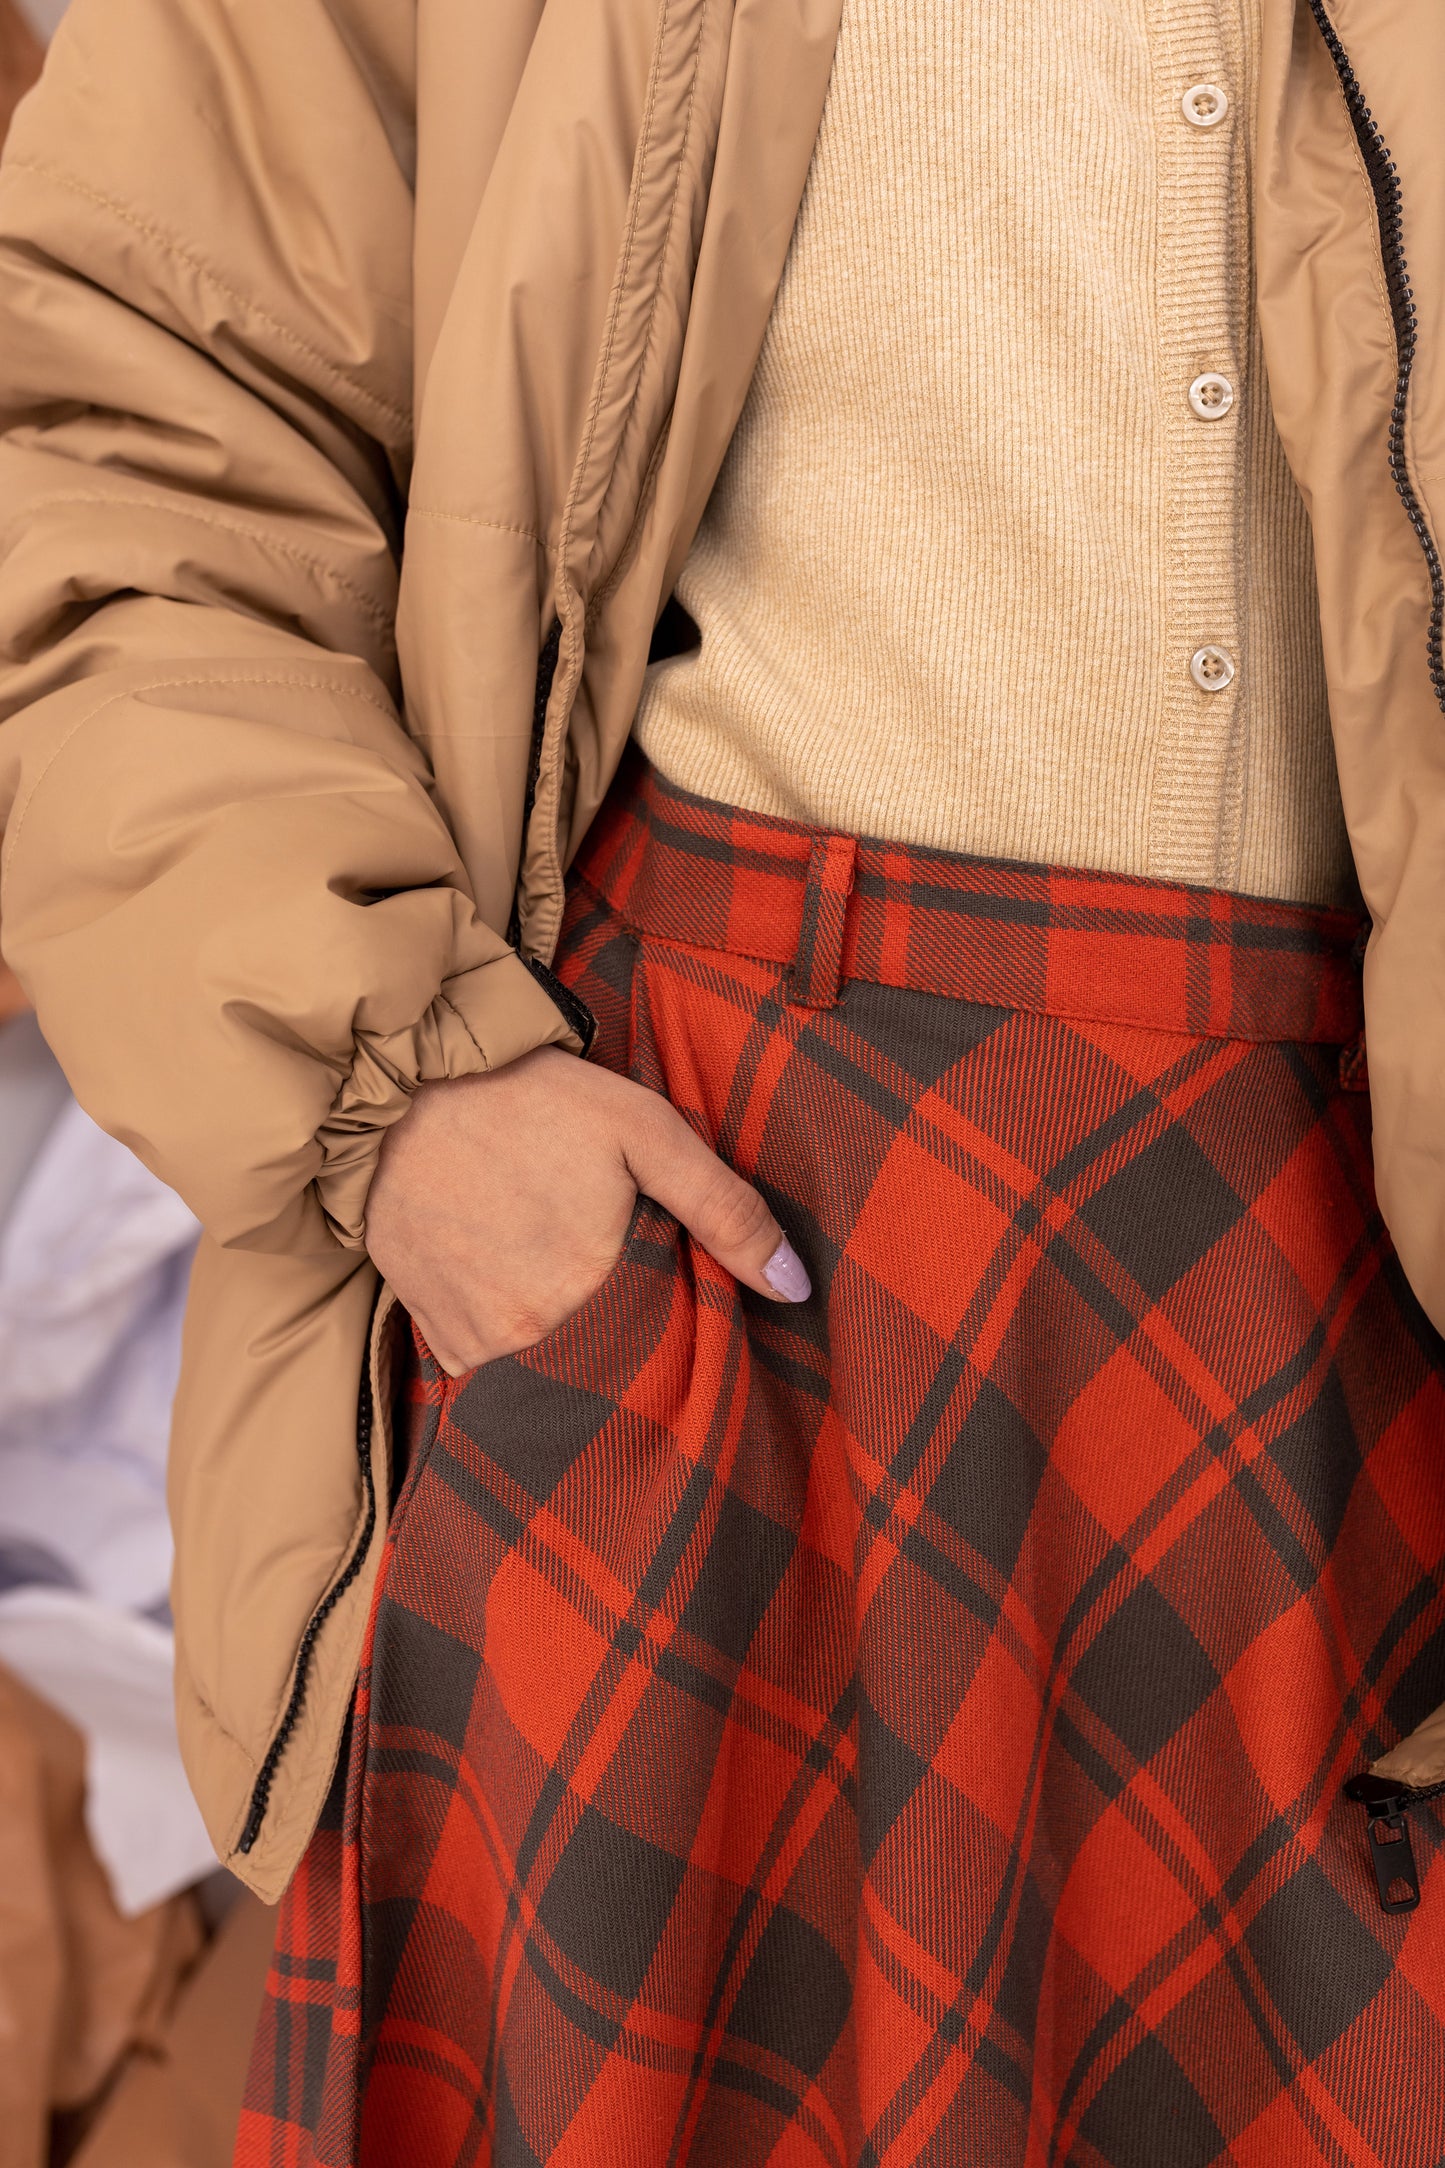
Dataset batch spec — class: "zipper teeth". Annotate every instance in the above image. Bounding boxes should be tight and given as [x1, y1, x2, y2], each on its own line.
[236, 1360, 377, 1855]
[1304, 0, 1445, 716]
[507, 616, 564, 954]
[1402, 1778, 1445, 1807]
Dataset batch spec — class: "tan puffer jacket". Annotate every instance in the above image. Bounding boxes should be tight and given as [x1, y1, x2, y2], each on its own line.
[0, 0, 1442, 1902]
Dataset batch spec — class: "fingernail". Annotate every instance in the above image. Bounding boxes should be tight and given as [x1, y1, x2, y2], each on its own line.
[762, 1238, 812, 1303]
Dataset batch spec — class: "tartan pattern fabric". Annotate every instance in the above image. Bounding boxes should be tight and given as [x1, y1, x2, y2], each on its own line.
[238, 759, 1445, 2168]
[586, 747, 1365, 1045]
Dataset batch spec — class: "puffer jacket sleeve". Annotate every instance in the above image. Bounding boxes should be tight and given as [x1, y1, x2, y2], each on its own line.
[0, 0, 576, 1257]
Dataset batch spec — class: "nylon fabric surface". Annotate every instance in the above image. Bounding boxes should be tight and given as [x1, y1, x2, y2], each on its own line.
[238, 763, 1445, 2167]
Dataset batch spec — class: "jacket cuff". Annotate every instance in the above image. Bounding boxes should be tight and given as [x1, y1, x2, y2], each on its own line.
[313, 947, 590, 1249]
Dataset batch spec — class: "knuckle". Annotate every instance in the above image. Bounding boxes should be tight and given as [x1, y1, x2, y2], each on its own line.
[700, 1169, 775, 1253]
[507, 1301, 553, 1346]
[634, 1086, 684, 1151]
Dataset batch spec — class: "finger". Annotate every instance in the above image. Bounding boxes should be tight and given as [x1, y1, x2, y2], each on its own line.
[624, 1098, 811, 1303]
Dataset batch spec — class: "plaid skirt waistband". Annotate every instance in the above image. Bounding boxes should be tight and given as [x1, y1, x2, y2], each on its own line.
[572, 749, 1365, 1043]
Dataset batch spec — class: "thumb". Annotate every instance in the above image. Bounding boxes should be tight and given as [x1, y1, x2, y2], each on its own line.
[624, 1098, 812, 1304]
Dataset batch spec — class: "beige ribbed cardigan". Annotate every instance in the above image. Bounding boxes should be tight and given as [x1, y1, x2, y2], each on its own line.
[635, 0, 1353, 906]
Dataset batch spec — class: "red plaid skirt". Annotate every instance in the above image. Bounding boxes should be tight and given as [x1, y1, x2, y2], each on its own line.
[238, 754, 1445, 2168]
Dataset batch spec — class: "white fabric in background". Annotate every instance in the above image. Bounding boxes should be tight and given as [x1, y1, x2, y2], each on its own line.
[15, 0, 67, 41]
[0, 1093, 198, 1612]
[0, 1077, 212, 1909]
[0, 1009, 71, 1229]
[0, 1588, 217, 1913]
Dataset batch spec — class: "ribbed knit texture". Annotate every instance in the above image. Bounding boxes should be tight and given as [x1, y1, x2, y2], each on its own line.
[633, 0, 1353, 906]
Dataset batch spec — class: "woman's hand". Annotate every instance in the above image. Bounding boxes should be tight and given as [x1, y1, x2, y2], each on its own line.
[364, 1047, 810, 1375]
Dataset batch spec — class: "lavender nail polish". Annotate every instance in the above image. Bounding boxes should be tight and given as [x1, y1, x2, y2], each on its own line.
[762, 1238, 812, 1303]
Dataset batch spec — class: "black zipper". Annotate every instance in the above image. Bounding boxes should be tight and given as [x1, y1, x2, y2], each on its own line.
[1345, 1771, 1445, 1914]
[504, 613, 599, 1052]
[1304, 0, 1445, 715]
[506, 616, 564, 953]
[236, 1355, 377, 1856]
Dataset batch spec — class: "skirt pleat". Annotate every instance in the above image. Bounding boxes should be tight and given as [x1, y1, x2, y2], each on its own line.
[239, 756, 1445, 2168]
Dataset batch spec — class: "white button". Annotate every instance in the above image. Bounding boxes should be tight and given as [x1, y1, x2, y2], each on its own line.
[1188, 372, 1235, 420]
[1190, 645, 1235, 692]
[1182, 81, 1229, 128]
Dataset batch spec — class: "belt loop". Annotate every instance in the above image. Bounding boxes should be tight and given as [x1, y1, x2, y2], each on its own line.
[791, 831, 858, 1009]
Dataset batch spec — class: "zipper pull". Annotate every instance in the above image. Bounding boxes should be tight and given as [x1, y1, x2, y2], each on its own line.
[1345, 1773, 1422, 1913]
